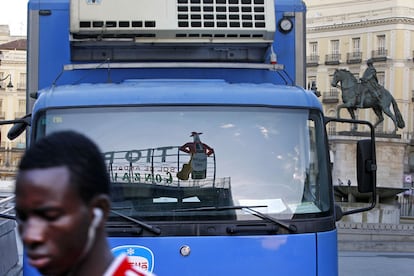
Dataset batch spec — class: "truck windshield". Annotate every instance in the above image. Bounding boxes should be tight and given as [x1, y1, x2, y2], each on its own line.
[34, 106, 331, 222]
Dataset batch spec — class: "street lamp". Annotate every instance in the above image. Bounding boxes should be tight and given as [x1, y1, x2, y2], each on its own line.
[0, 74, 13, 88]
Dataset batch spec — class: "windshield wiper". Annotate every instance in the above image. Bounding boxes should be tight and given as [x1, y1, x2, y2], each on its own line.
[0, 213, 16, 220]
[110, 209, 161, 235]
[174, 205, 297, 233]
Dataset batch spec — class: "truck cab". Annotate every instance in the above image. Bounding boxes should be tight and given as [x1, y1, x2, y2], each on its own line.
[3, 0, 376, 275]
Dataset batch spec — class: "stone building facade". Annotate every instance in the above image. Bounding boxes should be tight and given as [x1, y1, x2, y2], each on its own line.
[0, 25, 26, 180]
[305, 0, 414, 220]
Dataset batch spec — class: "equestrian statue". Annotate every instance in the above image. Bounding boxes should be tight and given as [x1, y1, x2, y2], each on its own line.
[331, 59, 405, 133]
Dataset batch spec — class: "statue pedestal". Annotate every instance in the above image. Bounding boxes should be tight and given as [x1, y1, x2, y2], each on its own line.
[331, 134, 407, 225]
[330, 133, 406, 190]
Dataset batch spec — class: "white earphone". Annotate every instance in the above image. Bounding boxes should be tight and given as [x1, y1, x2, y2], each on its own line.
[91, 208, 103, 228]
[79, 208, 103, 260]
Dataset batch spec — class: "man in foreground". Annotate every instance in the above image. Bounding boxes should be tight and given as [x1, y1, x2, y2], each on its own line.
[14, 130, 154, 275]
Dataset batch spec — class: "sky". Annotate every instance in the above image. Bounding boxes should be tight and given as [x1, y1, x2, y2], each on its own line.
[0, 0, 28, 36]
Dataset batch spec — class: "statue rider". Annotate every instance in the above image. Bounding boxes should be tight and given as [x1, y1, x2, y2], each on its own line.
[359, 58, 382, 107]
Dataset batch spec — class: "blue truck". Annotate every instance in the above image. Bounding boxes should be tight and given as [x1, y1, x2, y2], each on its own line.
[2, 0, 377, 275]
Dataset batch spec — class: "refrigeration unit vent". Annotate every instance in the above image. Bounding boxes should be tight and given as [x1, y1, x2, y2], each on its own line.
[70, 0, 276, 43]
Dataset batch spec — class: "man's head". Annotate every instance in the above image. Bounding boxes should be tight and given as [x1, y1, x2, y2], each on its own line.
[18, 130, 110, 202]
[15, 130, 111, 275]
[367, 58, 373, 66]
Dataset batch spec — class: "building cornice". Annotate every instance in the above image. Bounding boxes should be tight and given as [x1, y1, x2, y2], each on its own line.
[307, 17, 414, 33]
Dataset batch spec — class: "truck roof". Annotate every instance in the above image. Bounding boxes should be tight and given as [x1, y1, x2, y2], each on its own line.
[33, 79, 322, 111]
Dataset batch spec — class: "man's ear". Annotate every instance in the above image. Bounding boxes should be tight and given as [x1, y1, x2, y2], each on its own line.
[90, 194, 111, 223]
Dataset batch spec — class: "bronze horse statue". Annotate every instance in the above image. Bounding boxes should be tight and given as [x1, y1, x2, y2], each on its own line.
[331, 69, 405, 133]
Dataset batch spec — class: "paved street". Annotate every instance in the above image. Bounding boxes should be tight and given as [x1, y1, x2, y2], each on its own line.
[339, 251, 414, 276]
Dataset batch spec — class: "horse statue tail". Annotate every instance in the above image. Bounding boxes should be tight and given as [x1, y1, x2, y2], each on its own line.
[391, 98, 405, 129]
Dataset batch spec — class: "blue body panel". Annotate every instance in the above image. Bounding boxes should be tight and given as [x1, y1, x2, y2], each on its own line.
[28, 0, 306, 90]
[23, 230, 338, 276]
[33, 79, 322, 112]
[317, 230, 339, 276]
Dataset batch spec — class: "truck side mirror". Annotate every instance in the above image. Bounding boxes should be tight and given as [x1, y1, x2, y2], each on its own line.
[7, 114, 31, 140]
[325, 117, 377, 218]
[0, 116, 31, 173]
[357, 139, 376, 193]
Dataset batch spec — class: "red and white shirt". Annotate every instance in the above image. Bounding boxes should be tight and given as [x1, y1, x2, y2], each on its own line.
[104, 254, 156, 276]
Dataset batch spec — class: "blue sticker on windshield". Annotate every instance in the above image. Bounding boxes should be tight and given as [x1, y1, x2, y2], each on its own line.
[111, 245, 155, 273]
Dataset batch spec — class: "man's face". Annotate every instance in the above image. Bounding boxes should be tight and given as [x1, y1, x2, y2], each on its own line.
[15, 166, 91, 275]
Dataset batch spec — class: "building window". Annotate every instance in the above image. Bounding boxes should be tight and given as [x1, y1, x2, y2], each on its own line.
[409, 151, 414, 171]
[347, 38, 362, 64]
[377, 35, 386, 54]
[15, 99, 26, 118]
[0, 99, 4, 119]
[18, 99, 25, 111]
[352, 37, 361, 53]
[0, 73, 8, 88]
[377, 72, 385, 86]
[307, 42, 319, 66]
[325, 40, 340, 65]
[331, 40, 340, 55]
[18, 73, 26, 90]
[327, 110, 336, 135]
[310, 42, 318, 57]
[307, 76, 316, 89]
[372, 35, 387, 60]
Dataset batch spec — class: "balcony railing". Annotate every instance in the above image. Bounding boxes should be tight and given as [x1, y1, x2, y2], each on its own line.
[327, 126, 337, 136]
[322, 89, 340, 104]
[346, 52, 362, 64]
[371, 49, 387, 61]
[325, 54, 341, 65]
[306, 55, 319, 66]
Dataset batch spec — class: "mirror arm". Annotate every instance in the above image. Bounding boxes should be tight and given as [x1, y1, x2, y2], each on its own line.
[0, 118, 29, 126]
[325, 117, 377, 218]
